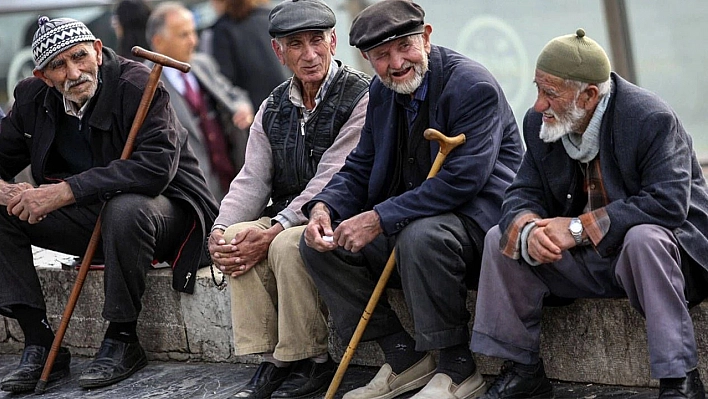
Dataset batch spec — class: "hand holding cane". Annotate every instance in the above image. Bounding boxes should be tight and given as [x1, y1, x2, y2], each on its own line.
[35, 46, 190, 394]
[324, 128, 466, 399]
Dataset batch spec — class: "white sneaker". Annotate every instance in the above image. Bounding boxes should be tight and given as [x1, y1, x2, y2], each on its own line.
[343, 353, 437, 399]
[410, 372, 487, 399]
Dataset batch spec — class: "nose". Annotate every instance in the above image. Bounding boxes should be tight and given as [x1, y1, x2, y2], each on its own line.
[301, 43, 317, 61]
[389, 50, 405, 70]
[533, 94, 548, 113]
[65, 62, 82, 81]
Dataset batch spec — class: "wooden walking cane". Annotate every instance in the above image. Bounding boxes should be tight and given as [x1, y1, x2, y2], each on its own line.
[35, 46, 191, 394]
[325, 128, 466, 399]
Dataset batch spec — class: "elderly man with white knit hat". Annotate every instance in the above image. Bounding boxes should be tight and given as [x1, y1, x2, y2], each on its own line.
[0, 15, 218, 393]
[472, 29, 708, 398]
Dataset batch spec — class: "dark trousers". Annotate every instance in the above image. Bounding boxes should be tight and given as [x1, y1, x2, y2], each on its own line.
[0, 193, 191, 323]
[300, 213, 481, 352]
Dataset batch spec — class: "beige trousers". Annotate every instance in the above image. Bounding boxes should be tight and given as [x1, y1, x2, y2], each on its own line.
[225, 217, 329, 361]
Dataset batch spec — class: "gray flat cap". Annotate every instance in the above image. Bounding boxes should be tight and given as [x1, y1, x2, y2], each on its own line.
[349, 0, 425, 52]
[268, 0, 336, 38]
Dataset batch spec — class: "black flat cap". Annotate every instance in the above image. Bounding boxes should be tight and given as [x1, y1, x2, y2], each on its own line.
[268, 0, 336, 38]
[349, 0, 425, 52]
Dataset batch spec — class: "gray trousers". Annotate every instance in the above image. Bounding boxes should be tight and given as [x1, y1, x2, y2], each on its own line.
[0, 193, 192, 323]
[471, 224, 698, 379]
[300, 213, 481, 351]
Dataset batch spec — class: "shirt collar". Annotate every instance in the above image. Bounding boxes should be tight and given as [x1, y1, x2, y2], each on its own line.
[288, 59, 339, 115]
[394, 71, 430, 108]
[63, 71, 102, 119]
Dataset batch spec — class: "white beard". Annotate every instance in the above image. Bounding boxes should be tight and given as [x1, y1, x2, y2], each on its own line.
[539, 102, 587, 143]
[380, 51, 429, 95]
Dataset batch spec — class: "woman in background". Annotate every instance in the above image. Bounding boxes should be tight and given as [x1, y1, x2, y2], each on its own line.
[204, 0, 288, 111]
[112, 0, 152, 61]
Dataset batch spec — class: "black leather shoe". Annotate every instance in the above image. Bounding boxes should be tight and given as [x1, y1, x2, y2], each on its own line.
[232, 361, 292, 398]
[78, 338, 147, 389]
[0, 345, 71, 393]
[482, 359, 554, 398]
[660, 369, 706, 398]
[271, 357, 336, 398]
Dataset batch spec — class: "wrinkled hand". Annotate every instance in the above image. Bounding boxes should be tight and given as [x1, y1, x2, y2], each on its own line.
[211, 226, 280, 278]
[333, 210, 382, 253]
[6, 182, 75, 224]
[527, 217, 574, 263]
[231, 103, 254, 130]
[0, 181, 33, 206]
[304, 202, 337, 252]
[209, 229, 234, 268]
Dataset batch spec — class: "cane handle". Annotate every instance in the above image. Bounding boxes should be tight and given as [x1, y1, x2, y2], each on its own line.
[132, 46, 191, 73]
[424, 129, 466, 178]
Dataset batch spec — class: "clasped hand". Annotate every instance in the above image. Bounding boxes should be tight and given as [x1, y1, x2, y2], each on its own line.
[209, 226, 278, 278]
[2, 181, 74, 224]
[526, 217, 576, 264]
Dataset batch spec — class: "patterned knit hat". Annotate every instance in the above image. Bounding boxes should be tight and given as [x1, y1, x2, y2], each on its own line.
[32, 16, 96, 71]
[536, 28, 611, 84]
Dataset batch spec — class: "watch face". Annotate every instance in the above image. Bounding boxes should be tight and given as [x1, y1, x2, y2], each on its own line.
[570, 219, 582, 234]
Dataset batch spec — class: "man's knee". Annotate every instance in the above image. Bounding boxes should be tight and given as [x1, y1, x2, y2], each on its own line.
[623, 224, 678, 256]
[269, 226, 306, 267]
[396, 217, 446, 254]
[617, 224, 680, 276]
[102, 194, 152, 228]
[223, 220, 263, 242]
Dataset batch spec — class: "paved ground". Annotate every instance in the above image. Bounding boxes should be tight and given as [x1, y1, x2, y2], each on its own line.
[0, 353, 661, 399]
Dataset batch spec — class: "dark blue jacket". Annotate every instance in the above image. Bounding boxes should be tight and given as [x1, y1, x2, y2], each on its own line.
[307, 45, 523, 235]
[502, 73, 708, 277]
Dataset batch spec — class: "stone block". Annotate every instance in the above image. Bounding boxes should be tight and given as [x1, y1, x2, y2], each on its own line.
[0, 265, 233, 362]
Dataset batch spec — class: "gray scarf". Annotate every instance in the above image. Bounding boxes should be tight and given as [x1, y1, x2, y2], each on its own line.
[562, 91, 611, 162]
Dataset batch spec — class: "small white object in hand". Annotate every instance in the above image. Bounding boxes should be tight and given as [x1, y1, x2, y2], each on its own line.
[322, 235, 334, 243]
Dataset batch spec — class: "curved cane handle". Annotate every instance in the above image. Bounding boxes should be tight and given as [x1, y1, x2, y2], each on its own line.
[424, 128, 466, 178]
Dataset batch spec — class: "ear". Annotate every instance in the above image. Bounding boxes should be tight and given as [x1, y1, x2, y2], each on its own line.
[329, 29, 337, 55]
[360, 50, 369, 61]
[93, 39, 103, 66]
[422, 24, 433, 53]
[32, 69, 54, 87]
[581, 84, 601, 111]
[271, 38, 286, 65]
[151, 33, 164, 54]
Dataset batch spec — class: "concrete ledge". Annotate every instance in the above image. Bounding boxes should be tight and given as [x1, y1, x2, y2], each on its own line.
[327, 290, 708, 388]
[2, 263, 708, 388]
[0, 266, 238, 363]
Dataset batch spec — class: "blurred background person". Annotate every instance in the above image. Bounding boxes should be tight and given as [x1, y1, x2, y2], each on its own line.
[147, 2, 255, 201]
[203, 0, 288, 111]
[112, 0, 152, 61]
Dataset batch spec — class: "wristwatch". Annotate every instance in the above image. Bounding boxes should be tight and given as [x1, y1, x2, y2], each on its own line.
[568, 218, 583, 245]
